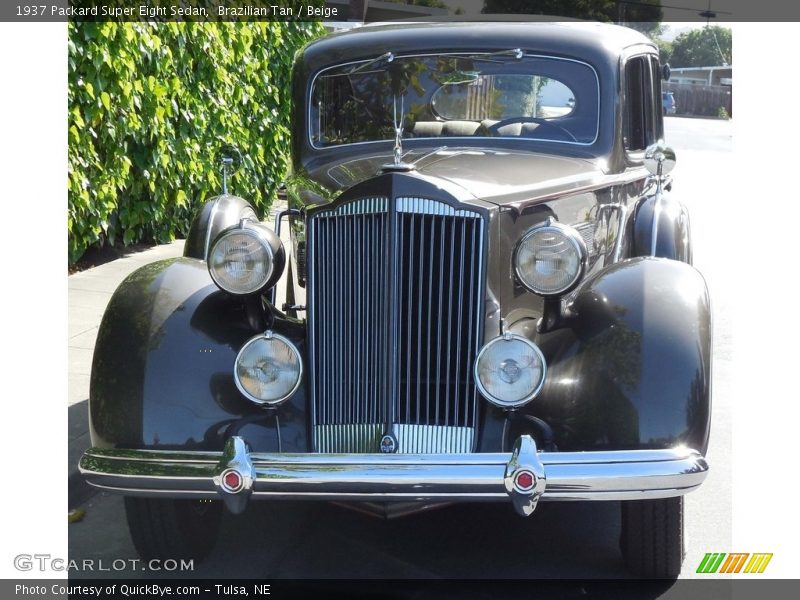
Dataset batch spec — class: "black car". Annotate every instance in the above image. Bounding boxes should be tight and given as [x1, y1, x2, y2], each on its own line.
[81, 22, 711, 578]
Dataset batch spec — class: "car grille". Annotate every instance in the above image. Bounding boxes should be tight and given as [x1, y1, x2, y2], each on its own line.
[307, 196, 486, 453]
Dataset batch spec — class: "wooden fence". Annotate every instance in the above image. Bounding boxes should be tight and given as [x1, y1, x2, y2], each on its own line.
[664, 82, 732, 118]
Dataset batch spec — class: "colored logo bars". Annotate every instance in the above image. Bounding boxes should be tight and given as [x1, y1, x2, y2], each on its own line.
[696, 553, 773, 574]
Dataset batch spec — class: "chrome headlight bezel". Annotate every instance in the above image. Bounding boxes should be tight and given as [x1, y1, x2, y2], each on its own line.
[234, 331, 303, 406]
[208, 219, 285, 296]
[513, 220, 588, 297]
[474, 333, 547, 409]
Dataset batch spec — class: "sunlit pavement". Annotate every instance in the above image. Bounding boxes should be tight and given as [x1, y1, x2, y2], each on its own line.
[664, 116, 733, 580]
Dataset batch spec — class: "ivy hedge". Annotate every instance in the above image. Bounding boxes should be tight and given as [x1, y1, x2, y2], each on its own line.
[68, 21, 324, 264]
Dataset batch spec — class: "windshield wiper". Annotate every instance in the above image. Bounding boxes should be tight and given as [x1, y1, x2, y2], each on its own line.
[346, 48, 522, 74]
[347, 51, 395, 74]
[462, 48, 524, 63]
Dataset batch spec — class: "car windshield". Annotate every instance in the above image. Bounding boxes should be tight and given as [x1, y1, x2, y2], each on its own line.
[309, 53, 599, 148]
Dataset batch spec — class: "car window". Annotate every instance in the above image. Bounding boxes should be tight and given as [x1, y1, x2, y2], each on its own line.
[431, 74, 576, 121]
[310, 54, 599, 148]
[624, 55, 660, 151]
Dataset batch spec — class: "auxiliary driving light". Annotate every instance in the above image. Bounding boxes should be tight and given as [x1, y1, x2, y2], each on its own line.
[474, 333, 546, 408]
[234, 331, 302, 406]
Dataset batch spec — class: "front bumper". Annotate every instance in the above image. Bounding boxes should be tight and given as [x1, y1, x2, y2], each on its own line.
[79, 435, 708, 516]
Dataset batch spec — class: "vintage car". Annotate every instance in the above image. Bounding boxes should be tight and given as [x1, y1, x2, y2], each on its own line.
[80, 22, 711, 578]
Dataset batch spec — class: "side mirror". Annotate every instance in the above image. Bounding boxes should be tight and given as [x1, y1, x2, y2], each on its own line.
[216, 144, 243, 194]
[644, 141, 676, 179]
[662, 63, 671, 81]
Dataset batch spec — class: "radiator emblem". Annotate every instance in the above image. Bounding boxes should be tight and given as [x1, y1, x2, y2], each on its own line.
[380, 433, 398, 454]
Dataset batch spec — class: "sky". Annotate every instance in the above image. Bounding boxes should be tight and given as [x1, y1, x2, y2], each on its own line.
[661, 21, 731, 41]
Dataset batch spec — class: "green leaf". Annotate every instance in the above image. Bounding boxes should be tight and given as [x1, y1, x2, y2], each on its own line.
[68, 21, 325, 265]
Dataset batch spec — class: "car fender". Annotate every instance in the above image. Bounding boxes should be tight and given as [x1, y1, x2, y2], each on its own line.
[89, 257, 309, 452]
[523, 257, 711, 453]
[183, 195, 258, 260]
[631, 190, 692, 263]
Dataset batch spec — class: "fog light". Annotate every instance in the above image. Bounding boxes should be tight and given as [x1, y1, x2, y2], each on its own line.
[234, 331, 302, 406]
[475, 333, 546, 408]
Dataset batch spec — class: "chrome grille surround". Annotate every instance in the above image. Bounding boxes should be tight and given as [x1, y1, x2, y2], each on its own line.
[308, 193, 487, 453]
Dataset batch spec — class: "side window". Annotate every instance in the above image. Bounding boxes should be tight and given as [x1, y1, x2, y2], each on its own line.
[650, 55, 665, 140]
[624, 55, 659, 151]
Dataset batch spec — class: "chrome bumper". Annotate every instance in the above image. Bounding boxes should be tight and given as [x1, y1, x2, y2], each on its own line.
[79, 436, 708, 516]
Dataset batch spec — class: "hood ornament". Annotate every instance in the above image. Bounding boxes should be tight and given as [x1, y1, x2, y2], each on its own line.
[393, 121, 404, 167]
[382, 93, 415, 173]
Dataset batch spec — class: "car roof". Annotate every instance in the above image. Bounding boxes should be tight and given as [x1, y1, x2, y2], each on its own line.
[300, 21, 655, 73]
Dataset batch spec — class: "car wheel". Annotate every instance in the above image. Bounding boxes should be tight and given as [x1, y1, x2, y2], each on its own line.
[620, 497, 684, 578]
[124, 497, 223, 561]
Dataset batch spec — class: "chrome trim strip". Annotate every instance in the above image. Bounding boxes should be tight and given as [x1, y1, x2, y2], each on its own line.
[203, 195, 224, 261]
[396, 197, 480, 217]
[612, 203, 628, 264]
[81, 436, 709, 514]
[650, 186, 663, 256]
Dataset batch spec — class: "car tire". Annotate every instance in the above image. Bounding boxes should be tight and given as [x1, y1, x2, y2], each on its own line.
[620, 496, 684, 578]
[124, 497, 223, 561]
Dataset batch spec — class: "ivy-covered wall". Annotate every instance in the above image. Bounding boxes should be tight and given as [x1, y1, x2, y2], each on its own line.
[68, 21, 324, 264]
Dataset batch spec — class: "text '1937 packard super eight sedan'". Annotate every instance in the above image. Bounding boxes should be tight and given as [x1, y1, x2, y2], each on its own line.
[80, 21, 711, 578]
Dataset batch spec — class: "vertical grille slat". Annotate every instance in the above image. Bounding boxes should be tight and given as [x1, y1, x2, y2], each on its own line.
[309, 195, 485, 454]
[454, 218, 466, 428]
[467, 218, 481, 424]
[444, 216, 455, 428]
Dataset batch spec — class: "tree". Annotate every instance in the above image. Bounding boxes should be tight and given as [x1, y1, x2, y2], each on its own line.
[669, 26, 732, 67]
[481, 1, 662, 38]
[656, 38, 673, 65]
[67, 22, 324, 264]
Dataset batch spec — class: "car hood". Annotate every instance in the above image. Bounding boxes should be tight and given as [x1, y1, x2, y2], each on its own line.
[320, 148, 609, 206]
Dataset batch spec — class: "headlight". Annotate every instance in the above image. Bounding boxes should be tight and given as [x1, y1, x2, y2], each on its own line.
[474, 333, 546, 408]
[208, 220, 285, 295]
[234, 331, 302, 406]
[514, 220, 587, 296]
